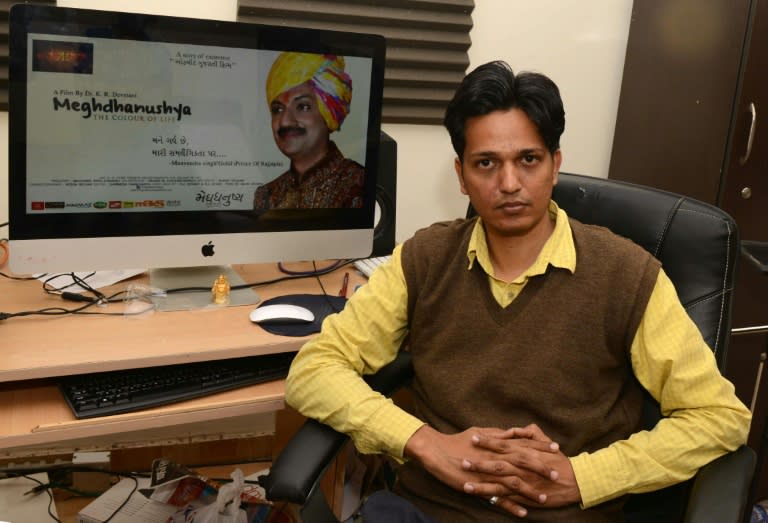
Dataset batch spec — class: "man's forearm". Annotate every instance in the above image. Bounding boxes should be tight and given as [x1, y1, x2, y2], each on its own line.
[285, 344, 422, 456]
[569, 404, 751, 507]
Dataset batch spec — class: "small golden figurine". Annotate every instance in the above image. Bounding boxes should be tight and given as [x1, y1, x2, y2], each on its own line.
[211, 274, 231, 305]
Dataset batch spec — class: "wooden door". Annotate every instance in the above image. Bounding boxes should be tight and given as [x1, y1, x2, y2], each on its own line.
[608, 0, 751, 204]
[720, 0, 768, 241]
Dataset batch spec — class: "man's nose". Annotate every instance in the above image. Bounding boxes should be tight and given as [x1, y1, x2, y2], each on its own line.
[498, 164, 522, 192]
[279, 107, 297, 126]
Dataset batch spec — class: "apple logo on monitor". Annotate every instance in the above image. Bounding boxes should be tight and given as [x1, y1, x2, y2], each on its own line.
[201, 241, 215, 257]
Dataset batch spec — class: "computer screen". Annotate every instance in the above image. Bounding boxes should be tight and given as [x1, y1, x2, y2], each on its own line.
[7, 5, 386, 274]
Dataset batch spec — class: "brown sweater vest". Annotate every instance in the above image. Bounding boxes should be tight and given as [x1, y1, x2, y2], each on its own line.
[396, 217, 660, 522]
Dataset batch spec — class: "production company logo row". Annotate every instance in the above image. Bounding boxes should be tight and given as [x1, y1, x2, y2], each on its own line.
[30, 191, 247, 211]
[30, 199, 179, 210]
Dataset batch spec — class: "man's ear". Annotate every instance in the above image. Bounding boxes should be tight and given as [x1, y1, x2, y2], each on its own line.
[455, 157, 468, 195]
[552, 149, 562, 185]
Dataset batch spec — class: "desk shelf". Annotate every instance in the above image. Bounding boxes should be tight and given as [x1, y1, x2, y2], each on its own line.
[0, 378, 285, 458]
[0, 262, 364, 458]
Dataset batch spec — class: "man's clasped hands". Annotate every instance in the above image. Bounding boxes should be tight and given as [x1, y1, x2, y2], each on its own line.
[404, 423, 581, 518]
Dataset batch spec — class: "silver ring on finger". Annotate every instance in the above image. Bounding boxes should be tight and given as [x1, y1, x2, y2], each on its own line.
[489, 495, 500, 506]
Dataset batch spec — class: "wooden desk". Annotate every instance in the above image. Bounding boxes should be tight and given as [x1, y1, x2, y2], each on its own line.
[0, 262, 362, 458]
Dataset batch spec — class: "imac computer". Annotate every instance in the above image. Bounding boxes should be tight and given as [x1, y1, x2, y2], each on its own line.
[7, 5, 387, 281]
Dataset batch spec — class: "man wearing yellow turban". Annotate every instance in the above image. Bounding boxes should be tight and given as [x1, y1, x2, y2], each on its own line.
[254, 52, 365, 210]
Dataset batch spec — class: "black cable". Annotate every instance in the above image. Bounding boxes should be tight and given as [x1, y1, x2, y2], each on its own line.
[273, 258, 354, 313]
[4, 468, 147, 523]
[103, 475, 138, 523]
[311, 261, 346, 313]
[165, 259, 356, 294]
[277, 259, 346, 276]
[313, 260, 332, 297]
[0, 260, 358, 321]
[4, 473, 61, 523]
[0, 271, 39, 280]
[0, 464, 151, 477]
[0, 289, 152, 321]
[19, 475, 105, 498]
[43, 272, 106, 303]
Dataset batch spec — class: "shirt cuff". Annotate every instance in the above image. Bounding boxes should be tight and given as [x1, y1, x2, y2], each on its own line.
[570, 448, 629, 508]
[357, 400, 426, 459]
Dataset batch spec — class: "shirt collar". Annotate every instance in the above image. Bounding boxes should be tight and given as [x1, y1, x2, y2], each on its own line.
[467, 200, 576, 281]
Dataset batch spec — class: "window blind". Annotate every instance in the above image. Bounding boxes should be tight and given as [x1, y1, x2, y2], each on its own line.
[237, 0, 475, 125]
[0, 1, 475, 120]
[0, 0, 55, 111]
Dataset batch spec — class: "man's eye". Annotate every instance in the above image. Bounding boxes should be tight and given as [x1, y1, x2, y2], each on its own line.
[476, 158, 494, 168]
[297, 103, 312, 112]
[270, 105, 283, 115]
[522, 154, 538, 164]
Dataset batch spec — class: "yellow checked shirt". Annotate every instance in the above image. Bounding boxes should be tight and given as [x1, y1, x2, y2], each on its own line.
[285, 202, 751, 509]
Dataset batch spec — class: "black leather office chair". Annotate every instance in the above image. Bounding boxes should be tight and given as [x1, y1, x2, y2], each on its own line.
[261, 173, 756, 523]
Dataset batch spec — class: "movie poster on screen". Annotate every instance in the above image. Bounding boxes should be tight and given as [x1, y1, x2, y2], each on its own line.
[24, 33, 373, 213]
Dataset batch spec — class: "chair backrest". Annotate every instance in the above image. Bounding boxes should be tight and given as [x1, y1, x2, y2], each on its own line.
[550, 173, 739, 371]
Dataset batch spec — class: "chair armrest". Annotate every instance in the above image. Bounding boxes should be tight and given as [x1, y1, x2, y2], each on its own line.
[261, 419, 349, 505]
[683, 445, 756, 523]
[261, 351, 415, 505]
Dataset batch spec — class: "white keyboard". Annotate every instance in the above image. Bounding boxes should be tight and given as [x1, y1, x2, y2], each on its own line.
[353, 255, 392, 278]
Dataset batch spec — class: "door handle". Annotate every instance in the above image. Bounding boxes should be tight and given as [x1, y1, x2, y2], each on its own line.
[739, 102, 757, 166]
[751, 352, 767, 412]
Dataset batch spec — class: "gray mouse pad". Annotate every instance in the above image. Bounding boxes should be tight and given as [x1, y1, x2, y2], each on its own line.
[255, 294, 347, 337]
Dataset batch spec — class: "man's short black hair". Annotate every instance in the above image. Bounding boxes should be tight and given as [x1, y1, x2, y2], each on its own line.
[443, 61, 565, 160]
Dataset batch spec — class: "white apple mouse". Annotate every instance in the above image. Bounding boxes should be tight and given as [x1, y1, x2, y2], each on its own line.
[249, 304, 315, 325]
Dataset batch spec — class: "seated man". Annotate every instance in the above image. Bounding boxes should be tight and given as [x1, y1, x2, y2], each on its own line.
[284, 60, 751, 521]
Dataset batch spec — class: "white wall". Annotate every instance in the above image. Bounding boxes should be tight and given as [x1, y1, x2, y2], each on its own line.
[0, 0, 633, 244]
[57, 0, 236, 19]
